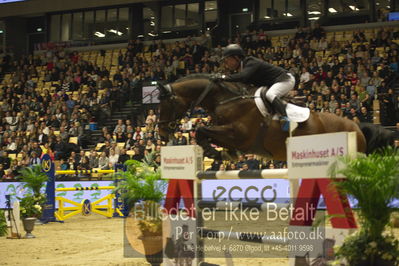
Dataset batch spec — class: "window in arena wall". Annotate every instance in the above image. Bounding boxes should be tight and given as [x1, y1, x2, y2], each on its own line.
[144, 6, 157, 37]
[94, 10, 106, 39]
[175, 4, 186, 26]
[118, 8, 129, 38]
[187, 3, 200, 26]
[161, 3, 200, 29]
[259, 0, 299, 19]
[83, 11, 94, 40]
[72, 12, 83, 40]
[61, 13, 71, 42]
[287, 0, 301, 17]
[161, 5, 173, 28]
[50, 14, 60, 42]
[328, 0, 369, 13]
[205, 0, 217, 23]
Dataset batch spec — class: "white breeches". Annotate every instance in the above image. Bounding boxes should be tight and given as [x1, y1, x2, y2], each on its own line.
[264, 73, 295, 102]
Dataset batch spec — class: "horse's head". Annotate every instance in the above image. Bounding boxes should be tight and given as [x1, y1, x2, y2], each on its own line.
[158, 83, 187, 142]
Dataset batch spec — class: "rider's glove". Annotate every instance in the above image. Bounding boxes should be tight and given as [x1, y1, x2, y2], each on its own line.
[210, 73, 226, 82]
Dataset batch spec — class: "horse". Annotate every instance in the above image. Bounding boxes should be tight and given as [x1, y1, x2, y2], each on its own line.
[158, 74, 396, 161]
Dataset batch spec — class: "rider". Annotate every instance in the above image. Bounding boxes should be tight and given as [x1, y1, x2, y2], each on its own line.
[212, 44, 295, 121]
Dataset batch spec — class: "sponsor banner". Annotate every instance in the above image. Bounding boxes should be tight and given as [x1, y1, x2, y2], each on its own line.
[161, 145, 203, 180]
[201, 179, 291, 204]
[287, 132, 357, 179]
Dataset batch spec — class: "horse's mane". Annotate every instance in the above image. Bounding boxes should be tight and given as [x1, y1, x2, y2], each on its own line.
[174, 73, 258, 95]
[175, 73, 211, 83]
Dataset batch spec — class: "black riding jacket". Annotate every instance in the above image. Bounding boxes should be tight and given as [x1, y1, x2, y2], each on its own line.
[224, 56, 289, 87]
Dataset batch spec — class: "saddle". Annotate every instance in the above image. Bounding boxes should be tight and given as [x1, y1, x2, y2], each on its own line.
[259, 86, 306, 113]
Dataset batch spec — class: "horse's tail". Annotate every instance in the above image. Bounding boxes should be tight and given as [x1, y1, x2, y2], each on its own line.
[358, 122, 397, 154]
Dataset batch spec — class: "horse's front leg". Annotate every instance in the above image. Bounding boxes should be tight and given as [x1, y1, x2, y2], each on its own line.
[196, 124, 242, 160]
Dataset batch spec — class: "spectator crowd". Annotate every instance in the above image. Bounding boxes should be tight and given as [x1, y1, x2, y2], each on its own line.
[0, 23, 399, 180]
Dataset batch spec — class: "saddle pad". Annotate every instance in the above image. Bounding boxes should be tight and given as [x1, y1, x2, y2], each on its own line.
[286, 103, 310, 122]
[255, 87, 310, 122]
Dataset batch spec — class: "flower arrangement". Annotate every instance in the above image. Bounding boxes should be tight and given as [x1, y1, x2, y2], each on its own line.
[330, 147, 399, 265]
[18, 193, 46, 219]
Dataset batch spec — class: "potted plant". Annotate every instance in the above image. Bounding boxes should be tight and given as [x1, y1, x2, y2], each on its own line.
[18, 194, 46, 238]
[18, 165, 48, 237]
[116, 154, 167, 266]
[329, 147, 399, 266]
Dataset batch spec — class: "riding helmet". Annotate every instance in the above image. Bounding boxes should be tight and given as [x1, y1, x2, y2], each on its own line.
[222, 44, 245, 59]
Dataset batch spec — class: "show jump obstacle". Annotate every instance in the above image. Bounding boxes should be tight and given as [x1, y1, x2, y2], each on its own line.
[40, 154, 125, 222]
[161, 132, 358, 265]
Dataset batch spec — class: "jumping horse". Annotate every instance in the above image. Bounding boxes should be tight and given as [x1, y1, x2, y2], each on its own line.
[158, 74, 396, 160]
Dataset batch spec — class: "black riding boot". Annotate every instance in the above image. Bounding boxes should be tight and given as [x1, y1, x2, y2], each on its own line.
[271, 97, 288, 117]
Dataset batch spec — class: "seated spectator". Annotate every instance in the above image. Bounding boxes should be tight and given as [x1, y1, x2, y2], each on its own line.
[108, 149, 119, 167]
[124, 133, 135, 150]
[145, 139, 155, 153]
[132, 147, 144, 162]
[236, 155, 246, 169]
[118, 149, 130, 164]
[359, 106, 372, 123]
[52, 136, 66, 160]
[115, 130, 126, 142]
[77, 157, 90, 171]
[245, 154, 260, 170]
[98, 152, 109, 169]
[29, 151, 41, 166]
[89, 151, 99, 169]
[113, 119, 126, 134]
[133, 126, 144, 139]
[99, 140, 112, 156]
[60, 159, 69, 170]
[145, 109, 157, 124]
[181, 117, 193, 132]
[173, 131, 187, 145]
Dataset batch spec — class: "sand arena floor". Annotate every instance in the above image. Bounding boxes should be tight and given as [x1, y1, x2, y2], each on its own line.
[0, 215, 288, 266]
[1, 213, 398, 266]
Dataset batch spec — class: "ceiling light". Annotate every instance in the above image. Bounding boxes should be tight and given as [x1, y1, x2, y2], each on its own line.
[309, 17, 320, 20]
[242, 8, 248, 12]
[162, 30, 172, 34]
[264, 15, 271, 19]
[308, 11, 321, 15]
[108, 29, 123, 36]
[284, 12, 293, 17]
[148, 32, 158, 37]
[328, 8, 337, 13]
[94, 31, 105, 37]
[36, 28, 43, 32]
